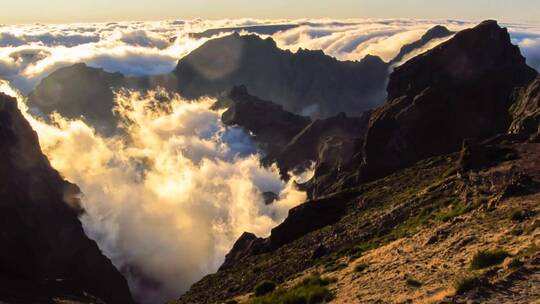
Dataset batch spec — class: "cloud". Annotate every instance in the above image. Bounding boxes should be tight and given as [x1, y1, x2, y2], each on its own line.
[114, 30, 170, 49]
[0, 31, 100, 47]
[521, 38, 540, 72]
[1, 18, 539, 94]
[510, 29, 540, 72]
[269, 19, 469, 62]
[1, 83, 308, 303]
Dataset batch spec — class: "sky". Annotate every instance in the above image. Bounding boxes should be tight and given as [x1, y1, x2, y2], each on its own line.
[2, 0, 539, 24]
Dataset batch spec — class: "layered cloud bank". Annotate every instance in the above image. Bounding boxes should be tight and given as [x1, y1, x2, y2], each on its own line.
[0, 82, 309, 303]
[1, 18, 539, 93]
[1, 18, 539, 303]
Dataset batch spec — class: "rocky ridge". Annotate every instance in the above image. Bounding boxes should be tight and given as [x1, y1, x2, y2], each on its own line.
[0, 93, 134, 303]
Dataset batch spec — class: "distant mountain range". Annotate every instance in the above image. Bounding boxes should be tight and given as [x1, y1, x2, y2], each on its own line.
[27, 25, 453, 135]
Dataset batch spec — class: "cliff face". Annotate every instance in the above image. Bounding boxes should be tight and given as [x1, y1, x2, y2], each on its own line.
[217, 85, 312, 160]
[275, 111, 370, 185]
[361, 20, 538, 181]
[174, 33, 389, 118]
[0, 93, 133, 303]
[510, 76, 540, 138]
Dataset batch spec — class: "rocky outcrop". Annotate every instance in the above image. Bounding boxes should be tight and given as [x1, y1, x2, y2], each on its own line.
[217, 85, 311, 160]
[174, 33, 389, 118]
[361, 20, 538, 181]
[276, 111, 370, 181]
[218, 191, 355, 271]
[390, 25, 454, 65]
[216, 86, 371, 184]
[219, 232, 265, 271]
[509, 76, 540, 138]
[0, 93, 133, 303]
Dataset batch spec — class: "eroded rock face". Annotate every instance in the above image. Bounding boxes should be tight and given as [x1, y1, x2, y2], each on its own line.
[276, 112, 370, 179]
[361, 20, 538, 181]
[219, 232, 265, 271]
[218, 85, 311, 160]
[510, 76, 540, 138]
[174, 33, 389, 118]
[0, 93, 133, 303]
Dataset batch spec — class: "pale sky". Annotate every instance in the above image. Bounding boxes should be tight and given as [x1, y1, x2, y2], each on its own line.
[1, 0, 539, 25]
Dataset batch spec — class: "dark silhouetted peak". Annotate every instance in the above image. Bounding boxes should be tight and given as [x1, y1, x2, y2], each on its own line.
[0, 93, 134, 303]
[218, 86, 311, 159]
[388, 20, 531, 99]
[174, 33, 389, 118]
[360, 21, 538, 181]
[391, 25, 454, 65]
[424, 25, 452, 38]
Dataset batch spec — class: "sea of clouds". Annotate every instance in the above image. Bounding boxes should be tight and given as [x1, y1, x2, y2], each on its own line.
[1, 18, 539, 303]
[1, 18, 539, 93]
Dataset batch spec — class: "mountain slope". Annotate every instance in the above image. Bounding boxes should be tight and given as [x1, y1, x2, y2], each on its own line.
[0, 92, 134, 304]
[360, 20, 538, 182]
[173, 20, 540, 304]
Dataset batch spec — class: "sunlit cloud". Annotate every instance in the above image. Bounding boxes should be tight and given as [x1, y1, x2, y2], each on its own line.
[0, 18, 539, 94]
[0, 82, 309, 303]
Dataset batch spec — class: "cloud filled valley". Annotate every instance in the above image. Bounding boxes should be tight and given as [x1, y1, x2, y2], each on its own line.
[1, 18, 540, 303]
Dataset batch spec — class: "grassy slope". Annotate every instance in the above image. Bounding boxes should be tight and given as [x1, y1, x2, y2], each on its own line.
[175, 143, 540, 304]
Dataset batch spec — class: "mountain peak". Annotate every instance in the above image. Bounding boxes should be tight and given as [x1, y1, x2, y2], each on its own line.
[388, 20, 529, 99]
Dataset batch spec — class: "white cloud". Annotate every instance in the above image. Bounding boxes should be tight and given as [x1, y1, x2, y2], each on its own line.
[1, 83, 309, 303]
[0, 18, 538, 94]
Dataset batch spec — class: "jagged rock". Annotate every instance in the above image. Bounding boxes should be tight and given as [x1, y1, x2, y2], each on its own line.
[509, 76, 540, 138]
[458, 139, 519, 173]
[219, 85, 311, 160]
[0, 93, 133, 303]
[276, 111, 370, 178]
[390, 25, 454, 65]
[174, 33, 389, 118]
[268, 193, 353, 250]
[361, 20, 538, 181]
[219, 232, 265, 271]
